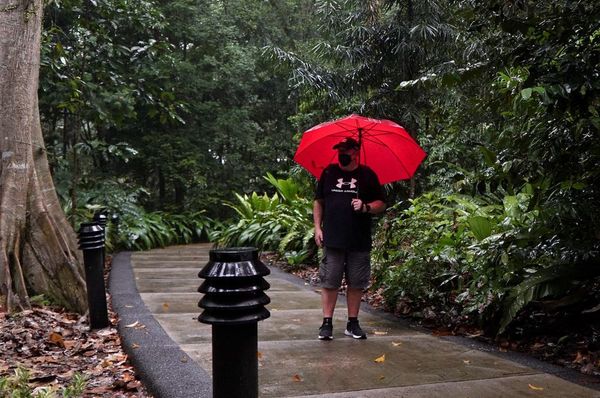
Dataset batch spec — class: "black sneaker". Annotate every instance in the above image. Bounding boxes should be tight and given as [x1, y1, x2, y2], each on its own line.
[318, 323, 333, 340]
[345, 320, 367, 339]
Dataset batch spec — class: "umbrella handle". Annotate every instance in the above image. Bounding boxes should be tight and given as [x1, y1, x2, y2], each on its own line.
[357, 129, 362, 199]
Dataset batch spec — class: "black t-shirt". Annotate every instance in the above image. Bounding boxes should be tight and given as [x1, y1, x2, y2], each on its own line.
[315, 164, 385, 251]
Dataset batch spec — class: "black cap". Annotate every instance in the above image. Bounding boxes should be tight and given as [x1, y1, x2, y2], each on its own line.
[332, 137, 360, 150]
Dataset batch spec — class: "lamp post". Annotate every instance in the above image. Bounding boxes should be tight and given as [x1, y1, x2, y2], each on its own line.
[77, 222, 109, 329]
[198, 247, 271, 398]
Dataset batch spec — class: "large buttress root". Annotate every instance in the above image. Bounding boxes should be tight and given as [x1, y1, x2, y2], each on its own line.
[0, 0, 87, 313]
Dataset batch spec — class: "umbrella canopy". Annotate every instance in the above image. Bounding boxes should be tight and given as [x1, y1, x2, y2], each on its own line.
[293, 114, 426, 184]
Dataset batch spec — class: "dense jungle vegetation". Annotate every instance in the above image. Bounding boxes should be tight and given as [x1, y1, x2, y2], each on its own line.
[40, 0, 599, 339]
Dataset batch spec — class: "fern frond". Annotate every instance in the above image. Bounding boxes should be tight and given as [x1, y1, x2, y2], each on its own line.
[498, 262, 600, 334]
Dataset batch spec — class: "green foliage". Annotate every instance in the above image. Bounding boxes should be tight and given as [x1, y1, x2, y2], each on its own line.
[40, 0, 309, 220]
[215, 173, 316, 263]
[37, 0, 600, 337]
[359, 0, 596, 335]
[62, 372, 87, 398]
[373, 178, 599, 333]
[116, 210, 210, 251]
[109, 0, 308, 216]
[498, 260, 600, 334]
[269, 0, 454, 135]
[0, 367, 87, 398]
[372, 192, 472, 308]
[61, 180, 214, 251]
[29, 295, 52, 307]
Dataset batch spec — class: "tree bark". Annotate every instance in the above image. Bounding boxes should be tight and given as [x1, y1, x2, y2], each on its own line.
[0, 0, 87, 313]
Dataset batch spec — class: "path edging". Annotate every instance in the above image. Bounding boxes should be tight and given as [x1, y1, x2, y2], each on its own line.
[109, 252, 212, 398]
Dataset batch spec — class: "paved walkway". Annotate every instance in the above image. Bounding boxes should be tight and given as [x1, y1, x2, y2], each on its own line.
[109, 244, 600, 397]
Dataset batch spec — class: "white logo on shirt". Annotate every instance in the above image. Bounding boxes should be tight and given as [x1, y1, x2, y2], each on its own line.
[336, 178, 357, 189]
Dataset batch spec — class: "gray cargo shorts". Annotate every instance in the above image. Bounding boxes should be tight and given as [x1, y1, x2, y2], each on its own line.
[319, 246, 371, 289]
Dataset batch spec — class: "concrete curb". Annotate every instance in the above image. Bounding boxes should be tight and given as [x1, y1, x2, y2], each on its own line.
[109, 252, 212, 398]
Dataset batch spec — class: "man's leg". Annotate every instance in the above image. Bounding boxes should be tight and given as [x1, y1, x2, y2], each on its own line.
[344, 251, 370, 339]
[318, 247, 345, 340]
[321, 288, 339, 317]
[345, 288, 367, 339]
[319, 247, 345, 317]
[346, 287, 363, 318]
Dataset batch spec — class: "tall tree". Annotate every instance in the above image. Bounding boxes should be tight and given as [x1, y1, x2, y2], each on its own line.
[117, 0, 310, 215]
[0, 0, 86, 313]
[40, 0, 177, 217]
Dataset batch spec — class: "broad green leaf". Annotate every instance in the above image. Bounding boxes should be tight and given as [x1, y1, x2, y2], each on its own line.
[467, 216, 494, 241]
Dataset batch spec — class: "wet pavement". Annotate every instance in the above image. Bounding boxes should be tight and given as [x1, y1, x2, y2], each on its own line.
[109, 244, 600, 397]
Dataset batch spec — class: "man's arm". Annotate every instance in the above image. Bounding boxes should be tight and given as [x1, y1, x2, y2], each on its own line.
[365, 199, 386, 214]
[313, 199, 324, 247]
[353, 198, 385, 214]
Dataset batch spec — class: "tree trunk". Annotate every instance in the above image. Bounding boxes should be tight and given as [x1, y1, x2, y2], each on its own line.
[0, 0, 87, 313]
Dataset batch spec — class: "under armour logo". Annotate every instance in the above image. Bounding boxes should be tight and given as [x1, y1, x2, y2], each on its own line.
[336, 178, 357, 189]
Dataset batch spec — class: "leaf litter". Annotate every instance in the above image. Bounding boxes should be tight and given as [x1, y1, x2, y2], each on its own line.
[0, 258, 153, 397]
[0, 305, 151, 397]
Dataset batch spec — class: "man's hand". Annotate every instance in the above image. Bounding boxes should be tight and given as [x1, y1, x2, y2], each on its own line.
[351, 198, 364, 212]
[314, 227, 323, 247]
[313, 199, 324, 247]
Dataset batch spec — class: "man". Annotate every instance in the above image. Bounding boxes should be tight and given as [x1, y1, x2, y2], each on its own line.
[313, 137, 386, 340]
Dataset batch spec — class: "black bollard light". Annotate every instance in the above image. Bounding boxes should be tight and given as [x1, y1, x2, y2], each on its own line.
[78, 222, 110, 329]
[93, 211, 108, 230]
[92, 211, 108, 267]
[110, 213, 120, 235]
[198, 247, 271, 398]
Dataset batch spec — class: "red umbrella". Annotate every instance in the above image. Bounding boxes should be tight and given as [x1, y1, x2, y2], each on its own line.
[293, 114, 426, 184]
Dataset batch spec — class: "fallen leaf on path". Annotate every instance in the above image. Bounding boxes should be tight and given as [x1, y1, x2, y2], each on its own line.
[374, 354, 386, 363]
[392, 342, 402, 347]
[528, 384, 544, 391]
[374, 331, 388, 336]
[463, 360, 471, 364]
[32, 356, 61, 364]
[48, 332, 65, 348]
[94, 329, 113, 337]
[63, 340, 76, 349]
[124, 321, 146, 330]
[466, 331, 483, 338]
[257, 351, 263, 360]
[131, 343, 140, 349]
[574, 351, 588, 364]
[127, 380, 142, 390]
[162, 303, 169, 311]
[292, 374, 303, 382]
[530, 340, 545, 348]
[378, 375, 385, 380]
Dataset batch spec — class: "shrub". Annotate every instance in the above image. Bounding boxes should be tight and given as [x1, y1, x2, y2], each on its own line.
[214, 173, 316, 265]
